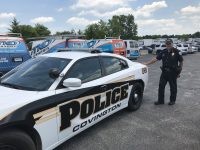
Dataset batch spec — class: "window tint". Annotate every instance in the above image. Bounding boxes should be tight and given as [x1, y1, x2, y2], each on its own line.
[183, 45, 188, 47]
[177, 44, 181, 47]
[1, 57, 70, 91]
[114, 42, 123, 48]
[66, 57, 102, 83]
[156, 45, 160, 47]
[124, 41, 127, 48]
[129, 41, 135, 48]
[161, 45, 166, 47]
[102, 57, 128, 75]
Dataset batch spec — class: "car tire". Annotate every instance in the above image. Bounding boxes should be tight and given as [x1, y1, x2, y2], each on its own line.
[127, 83, 143, 111]
[0, 129, 36, 150]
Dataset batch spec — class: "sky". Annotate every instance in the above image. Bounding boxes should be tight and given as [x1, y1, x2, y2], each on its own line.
[0, 0, 199, 36]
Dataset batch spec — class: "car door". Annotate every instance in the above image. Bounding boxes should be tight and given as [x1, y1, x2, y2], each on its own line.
[55, 56, 104, 142]
[99, 56, 133, 107]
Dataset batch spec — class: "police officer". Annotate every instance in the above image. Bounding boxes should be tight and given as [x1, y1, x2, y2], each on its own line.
[144, 39, 183, 105]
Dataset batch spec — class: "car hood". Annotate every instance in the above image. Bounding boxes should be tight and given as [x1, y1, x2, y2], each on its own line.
[0, 85, 55, 121]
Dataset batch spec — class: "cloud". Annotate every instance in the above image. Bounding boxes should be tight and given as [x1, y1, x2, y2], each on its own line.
[71, 0, 127, 11]
[136, 18, 185, 35]
[30, 17, 55, 24]
[136, 18, 176, 27]
[136, 1, 167, 17]
[78, 1, 167, 18]
[78, 7, 134, 18]
[66, 17, 98, 28]
[57, 8, 64, 12]
[0, 24, 9, 28]
[180, 5, 200, 15]
[0, 13, 16, 19]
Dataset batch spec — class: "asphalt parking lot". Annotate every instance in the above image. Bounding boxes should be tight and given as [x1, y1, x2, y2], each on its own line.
[56, 52, 200, 150]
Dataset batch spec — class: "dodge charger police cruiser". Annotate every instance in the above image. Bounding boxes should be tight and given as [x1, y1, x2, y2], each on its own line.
[0, 48, 148, 150]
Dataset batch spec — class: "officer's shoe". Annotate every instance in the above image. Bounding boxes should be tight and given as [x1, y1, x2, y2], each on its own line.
[154, 101, 164, 105]
[168, 101, 175, 105]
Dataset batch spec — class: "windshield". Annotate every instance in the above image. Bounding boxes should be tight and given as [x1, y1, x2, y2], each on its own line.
[0, 57, 71, 91]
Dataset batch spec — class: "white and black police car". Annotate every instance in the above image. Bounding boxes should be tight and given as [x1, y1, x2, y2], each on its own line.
[0, 48, 148, 150]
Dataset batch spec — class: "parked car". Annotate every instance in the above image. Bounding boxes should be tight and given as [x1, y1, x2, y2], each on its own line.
[153, 44, 166, 55]
[139, 46, 153, 54]
[0, 48, 148, 150]
[0, 33, 31, 74]
[87, 38, 126, 57]
[193, 43, 200, 52]
[185, 44, 198, 53]
[30, 36, 88, 58]
[124, 40, 140, 59]
[175, 44, 188, 55]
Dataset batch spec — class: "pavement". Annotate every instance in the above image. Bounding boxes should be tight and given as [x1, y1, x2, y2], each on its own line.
[56, 52, 200, 150]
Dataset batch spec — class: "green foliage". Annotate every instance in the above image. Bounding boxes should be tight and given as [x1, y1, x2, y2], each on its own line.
[192, 31, 200, 38]
[85, 15, 137, 39]
[108, 14, 137, 39]
[9, 18, 51, 40]
[34, 24, 51, 36]
[9, 17, 20, 33]
[85, 20, 108, 39]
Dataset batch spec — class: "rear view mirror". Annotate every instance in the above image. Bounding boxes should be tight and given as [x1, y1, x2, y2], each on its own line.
[49, 68, 60, 79]
[63, 78, 81, 87]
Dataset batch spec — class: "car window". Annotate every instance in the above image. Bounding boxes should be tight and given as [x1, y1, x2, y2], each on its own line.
[177, 44, 181, 47]
[114, 42, 123, 48]
[183, 45, 188, 47]
[156, 45, 160, 47]
[161, 45, 166, 47]
[101, 57, 128, 75]
[1, 57, 71, 91]
[124, 41, 127, 48]
[66, 57, 102, 83]
[129, 41, 134, 48]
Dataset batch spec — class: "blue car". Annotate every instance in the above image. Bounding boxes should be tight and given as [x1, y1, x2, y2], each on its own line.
[0, 34, 31, 74]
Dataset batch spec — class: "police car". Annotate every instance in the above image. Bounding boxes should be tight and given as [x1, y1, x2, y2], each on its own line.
[0, 49, 148, 150]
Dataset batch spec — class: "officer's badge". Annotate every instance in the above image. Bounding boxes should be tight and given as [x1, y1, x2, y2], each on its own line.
[172, 52, 174, 56]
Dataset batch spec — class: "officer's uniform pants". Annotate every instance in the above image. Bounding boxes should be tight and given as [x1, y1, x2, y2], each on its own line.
[158, 71, 177, 103]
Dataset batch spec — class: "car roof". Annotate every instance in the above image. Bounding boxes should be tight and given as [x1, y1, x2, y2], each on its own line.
[41, 51, 125, 60]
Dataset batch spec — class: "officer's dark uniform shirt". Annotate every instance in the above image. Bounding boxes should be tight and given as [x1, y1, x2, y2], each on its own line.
[156, 47, 183, 70]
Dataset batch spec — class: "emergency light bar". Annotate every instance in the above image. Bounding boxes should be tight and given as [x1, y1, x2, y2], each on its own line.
[0, 33, 22, 37]
[57, 48, 101, 53]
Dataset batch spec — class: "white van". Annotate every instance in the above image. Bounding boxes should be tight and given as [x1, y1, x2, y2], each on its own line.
[124, 40, 140, 59]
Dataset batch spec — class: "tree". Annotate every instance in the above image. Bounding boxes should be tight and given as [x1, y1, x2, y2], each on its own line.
[85, 20, 109, 39]
[9, 18, 20, 33]
[34, 24, 51, 36]
[55, 31, 71, 35]
[18, 25, 38, 39]
[192, 32, 200, 38]
[108, 14, 137, 39]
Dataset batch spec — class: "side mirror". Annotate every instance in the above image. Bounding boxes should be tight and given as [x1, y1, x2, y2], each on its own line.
[63, 78, 81, 87]
[0, 72, 3, 78]
[49, 68, 60, 79]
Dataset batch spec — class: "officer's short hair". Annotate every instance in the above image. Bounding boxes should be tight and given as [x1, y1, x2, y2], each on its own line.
[165, 39, 173, 45]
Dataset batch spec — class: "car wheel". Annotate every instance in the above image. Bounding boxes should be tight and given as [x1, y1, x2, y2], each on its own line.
[0, 129, 36, 150]
[127, 83, 143, 111]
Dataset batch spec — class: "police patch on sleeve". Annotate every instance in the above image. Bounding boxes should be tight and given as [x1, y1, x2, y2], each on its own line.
[179, 51, 182, 55]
